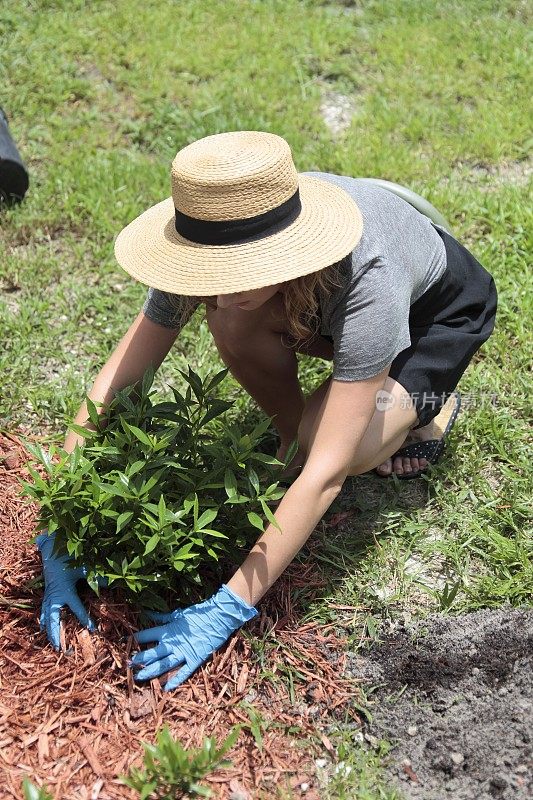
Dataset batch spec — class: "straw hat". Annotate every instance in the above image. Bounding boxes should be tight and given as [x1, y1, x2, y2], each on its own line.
[114, 130, 363, 296]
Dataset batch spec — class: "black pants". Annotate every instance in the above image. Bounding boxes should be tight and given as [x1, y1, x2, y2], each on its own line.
[322, 227, 498, 428]
[389, 228, 498, 427]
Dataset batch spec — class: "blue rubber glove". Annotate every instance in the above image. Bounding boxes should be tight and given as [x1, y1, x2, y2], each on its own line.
[130, 584, 258, 691]
[36, 530, 97, 650]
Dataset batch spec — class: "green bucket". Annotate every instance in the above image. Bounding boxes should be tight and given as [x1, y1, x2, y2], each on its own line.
[363, 178, 453, 234]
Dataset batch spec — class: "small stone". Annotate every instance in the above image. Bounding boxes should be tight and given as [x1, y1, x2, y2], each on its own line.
[300, 783, 309, 792]
[401, 758, 412, 768]
[472, 667, 480, 675]
[515, 765, 528, 774]
[451, 752, 464, 766]
[333, 762, 352, 777]
[490, 776, 507, 790]
[408, 725, 418, 736]
[2, 451, 20, 470]
[314, 759, 327, 769]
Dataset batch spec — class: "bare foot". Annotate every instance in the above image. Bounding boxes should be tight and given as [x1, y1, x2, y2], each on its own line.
[375, 420, 436, 477]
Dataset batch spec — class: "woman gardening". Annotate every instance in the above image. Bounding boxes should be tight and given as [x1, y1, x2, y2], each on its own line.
[37, 131, 497, 690]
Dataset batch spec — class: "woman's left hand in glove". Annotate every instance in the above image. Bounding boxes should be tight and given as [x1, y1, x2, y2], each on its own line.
[130, 584, 258, 691]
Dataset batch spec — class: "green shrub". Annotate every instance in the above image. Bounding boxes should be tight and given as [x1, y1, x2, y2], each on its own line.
[120, 725, 240, 799]
[22, 366, 289, 608]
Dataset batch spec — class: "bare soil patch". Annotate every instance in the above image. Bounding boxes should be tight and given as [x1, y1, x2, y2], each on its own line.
[446, 157, 533, 191]
[348, 609, 533, 799]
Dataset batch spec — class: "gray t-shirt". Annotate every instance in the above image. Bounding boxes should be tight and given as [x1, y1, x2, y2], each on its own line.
[142, 173, 447, 381]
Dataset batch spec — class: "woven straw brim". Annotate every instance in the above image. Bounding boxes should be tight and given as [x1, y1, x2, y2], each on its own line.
[114, 176, 363, 295]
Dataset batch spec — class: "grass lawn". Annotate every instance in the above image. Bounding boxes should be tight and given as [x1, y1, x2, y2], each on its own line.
[1, 1, 531, 796]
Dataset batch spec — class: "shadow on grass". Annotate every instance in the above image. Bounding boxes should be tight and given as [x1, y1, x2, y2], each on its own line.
[218, 407, 433, 624]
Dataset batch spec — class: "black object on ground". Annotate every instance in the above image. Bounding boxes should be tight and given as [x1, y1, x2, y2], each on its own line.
[348, 608, 532, 800]
[0, 106, 29, 205]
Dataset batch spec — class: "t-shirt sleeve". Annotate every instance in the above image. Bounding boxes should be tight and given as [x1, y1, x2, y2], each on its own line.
[329, 259, 412, 381]
[142, 287, 199, 331]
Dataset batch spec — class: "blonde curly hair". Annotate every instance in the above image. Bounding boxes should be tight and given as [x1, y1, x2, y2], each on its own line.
[279, 257, 346, 346]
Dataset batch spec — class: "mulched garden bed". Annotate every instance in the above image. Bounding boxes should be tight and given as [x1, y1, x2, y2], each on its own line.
[0, 431, 363, 800]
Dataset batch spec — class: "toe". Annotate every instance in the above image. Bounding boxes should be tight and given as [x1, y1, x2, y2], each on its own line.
[393, 456, 404, 475]
[410, 457, 420, 473]
[403, 457, 412, 474]
[419, 457, 428, 470]
[376, 458, 392, 475]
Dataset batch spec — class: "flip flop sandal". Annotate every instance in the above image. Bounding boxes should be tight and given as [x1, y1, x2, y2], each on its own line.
[376, 392, 462, 480]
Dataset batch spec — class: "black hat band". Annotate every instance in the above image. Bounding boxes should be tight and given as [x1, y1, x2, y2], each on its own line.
[174, 188, 301, 245]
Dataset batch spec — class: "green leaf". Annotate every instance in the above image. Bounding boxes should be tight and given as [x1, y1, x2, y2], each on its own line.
[250, 416, 274, 440]
[141, 364, 156, 397]
[188, 784, 212, 798]
[158, 494, 167, 527]
[195, 508, 218, 530]
[86, 573, 100, 594]
[247, 466, 260, 495]
[116, 511, 134, 534]
[123, 421, 152, 446]
[22, 779, 53, 800]
[224, 468, 238, 499]
[96, 482, 130, 499]
[203, 529, 229, 539]
[205, 368, 229, 393]
[200, 400, 234, 427]
[144, 533, 160, 555]
[249, 452, 283, 466]
[127, 460, 147, 477]
[247, 512, 265, 531]
[85, 396, 101, 429]
[140, 782, 157, 800]
[260, 499, 282, 531]
[67, 422, 98, 439]
[174, 543, 197, 559]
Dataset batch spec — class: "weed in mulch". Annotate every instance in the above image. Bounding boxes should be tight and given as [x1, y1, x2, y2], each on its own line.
[0, 431, 362, 799]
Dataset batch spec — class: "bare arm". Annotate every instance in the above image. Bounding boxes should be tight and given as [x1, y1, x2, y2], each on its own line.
[226, 367, 389, 606]
[63, 311, 181, 453]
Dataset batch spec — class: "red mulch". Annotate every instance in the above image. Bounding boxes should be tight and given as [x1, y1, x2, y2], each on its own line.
[0, 431, 363, 800]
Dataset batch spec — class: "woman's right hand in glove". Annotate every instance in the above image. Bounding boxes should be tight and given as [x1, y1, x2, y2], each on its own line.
[36, 530, 97, 650]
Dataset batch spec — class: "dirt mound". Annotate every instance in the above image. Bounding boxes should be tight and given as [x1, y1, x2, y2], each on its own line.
[0, 431, 361, 799]
[348, 609, 533, 800]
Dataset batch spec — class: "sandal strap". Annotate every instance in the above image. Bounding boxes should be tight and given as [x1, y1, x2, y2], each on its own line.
[394, 439, 444, 462]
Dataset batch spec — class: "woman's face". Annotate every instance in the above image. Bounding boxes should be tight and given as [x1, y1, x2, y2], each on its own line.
[214, 282, 284, 310]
